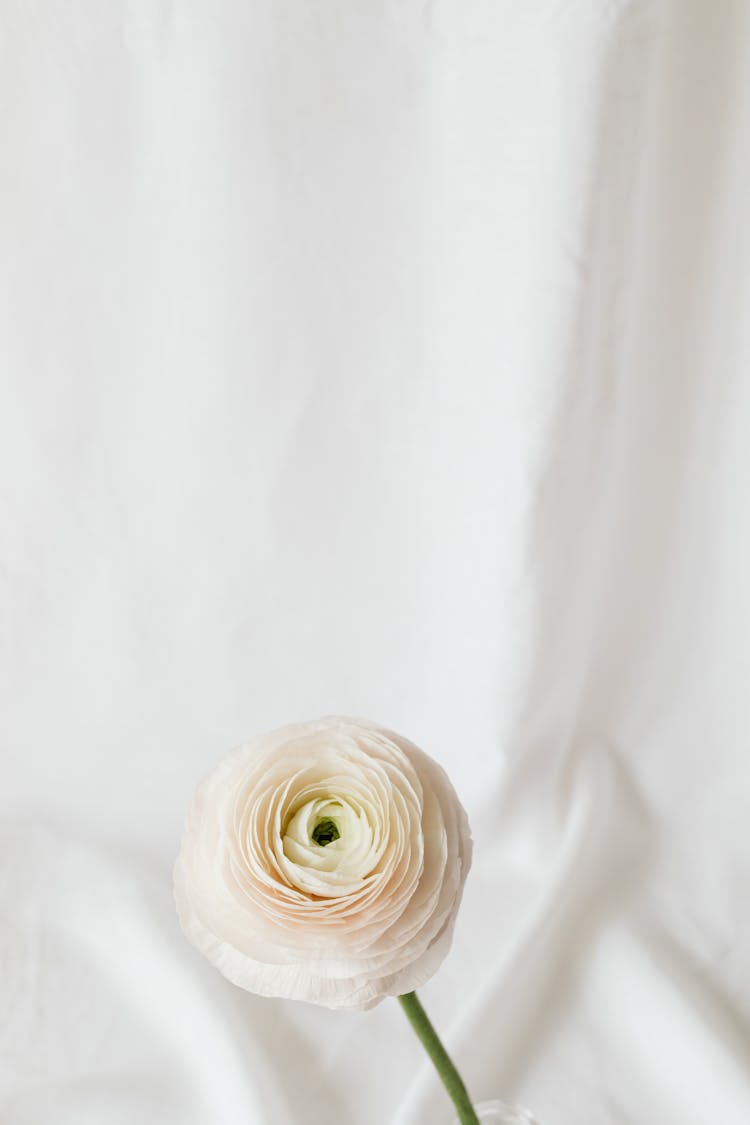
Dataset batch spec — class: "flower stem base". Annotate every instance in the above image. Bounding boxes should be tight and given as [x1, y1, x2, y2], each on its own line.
[398, 992, 480, 1125]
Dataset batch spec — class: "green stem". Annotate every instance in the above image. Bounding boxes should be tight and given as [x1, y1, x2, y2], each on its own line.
[398, 992, 480, 1125]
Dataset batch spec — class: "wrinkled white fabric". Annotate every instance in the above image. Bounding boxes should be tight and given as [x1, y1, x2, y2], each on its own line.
[1, 1, 750, 1123]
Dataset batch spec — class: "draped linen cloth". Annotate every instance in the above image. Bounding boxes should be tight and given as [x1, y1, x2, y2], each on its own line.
[2, 2, 749, 1122]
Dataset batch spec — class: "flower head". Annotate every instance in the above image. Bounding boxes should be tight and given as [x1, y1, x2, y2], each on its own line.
[174, 716, 472, 1010]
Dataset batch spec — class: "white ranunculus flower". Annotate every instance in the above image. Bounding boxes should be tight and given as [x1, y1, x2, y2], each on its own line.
[174, 716, 472, 1010]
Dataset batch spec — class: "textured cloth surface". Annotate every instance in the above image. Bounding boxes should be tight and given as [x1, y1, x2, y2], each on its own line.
[2, 2, 750, 1123]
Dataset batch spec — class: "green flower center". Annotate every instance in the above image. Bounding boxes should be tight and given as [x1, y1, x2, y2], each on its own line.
[311, 817, 341, 847]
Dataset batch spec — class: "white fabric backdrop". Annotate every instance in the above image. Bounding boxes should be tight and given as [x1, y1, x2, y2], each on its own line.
[2, 1, 749, 1122]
